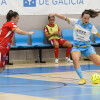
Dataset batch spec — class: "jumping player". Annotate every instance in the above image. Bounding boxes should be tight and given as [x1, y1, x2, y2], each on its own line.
[0, 10, 34, 73]
[50, 9, 100, 84]
[44, 16, 73, 63]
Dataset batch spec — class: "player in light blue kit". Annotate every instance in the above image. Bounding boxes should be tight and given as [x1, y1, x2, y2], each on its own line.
[50, 9, 100, 85]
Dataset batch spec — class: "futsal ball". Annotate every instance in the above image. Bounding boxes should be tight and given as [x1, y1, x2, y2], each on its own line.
[97, 54, 100, 57]
[91, 73, 100, 84]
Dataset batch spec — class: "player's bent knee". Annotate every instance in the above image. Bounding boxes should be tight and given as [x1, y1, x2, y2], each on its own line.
[72, 57, 79, 62]
[73, 59, 79, 64]
[54, 45, 59, 48]
[95, 62, 100, 65]
[94, 61, 100, 65]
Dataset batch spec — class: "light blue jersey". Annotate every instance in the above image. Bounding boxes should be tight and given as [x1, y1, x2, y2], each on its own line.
[68, 18, 98, 41]
[67, 18, 98, 57]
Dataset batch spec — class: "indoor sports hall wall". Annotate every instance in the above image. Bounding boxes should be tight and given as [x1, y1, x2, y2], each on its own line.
[0, 15, 100, 62]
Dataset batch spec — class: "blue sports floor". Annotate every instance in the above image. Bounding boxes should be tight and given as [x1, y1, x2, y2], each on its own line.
[0, 63, 100, 100]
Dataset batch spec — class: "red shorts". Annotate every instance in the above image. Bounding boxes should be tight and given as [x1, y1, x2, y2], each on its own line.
[0, 46, 9, 68]
[49, 38, 67, 46]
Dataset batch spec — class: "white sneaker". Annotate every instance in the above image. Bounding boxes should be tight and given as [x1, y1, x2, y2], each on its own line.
[55, 58, 58, 64]
[66, 57, 73, 63]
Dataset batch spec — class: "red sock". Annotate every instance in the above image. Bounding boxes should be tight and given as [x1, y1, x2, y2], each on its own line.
[66, 47, 72, 58]
[54, 48, 59, 58]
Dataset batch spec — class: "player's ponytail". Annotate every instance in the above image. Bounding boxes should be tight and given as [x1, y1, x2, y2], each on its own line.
[81, 9, 100, 18]
[6, 10, 19, 22]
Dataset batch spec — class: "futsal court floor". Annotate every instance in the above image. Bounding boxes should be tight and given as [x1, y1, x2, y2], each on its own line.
[0, 60, 100, 100]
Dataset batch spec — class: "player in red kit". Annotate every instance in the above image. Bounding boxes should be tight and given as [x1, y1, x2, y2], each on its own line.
[44, 16, 73, 63]
[0, 10, 34, 73]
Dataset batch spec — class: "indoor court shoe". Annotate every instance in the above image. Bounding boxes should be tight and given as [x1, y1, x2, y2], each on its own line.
[66, 57, 73, 63]
[55, 58, 58, 64]
[78, 78, 86, 85]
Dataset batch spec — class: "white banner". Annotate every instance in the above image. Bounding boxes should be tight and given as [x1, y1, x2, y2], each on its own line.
[0, 0, 100, 15]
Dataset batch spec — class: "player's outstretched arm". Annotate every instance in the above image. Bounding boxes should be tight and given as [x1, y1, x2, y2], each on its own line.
[14, 28, 34, 35]
[49, 13, 68, 21]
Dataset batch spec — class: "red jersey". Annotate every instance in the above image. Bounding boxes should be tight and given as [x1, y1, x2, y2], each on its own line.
[0, 21, 18, 47]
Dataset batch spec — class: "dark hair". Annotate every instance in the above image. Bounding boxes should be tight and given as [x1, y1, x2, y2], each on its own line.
[81, 9, 100, 18]
[6, 10, 19, 22]
[48, 15, 55, 19]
